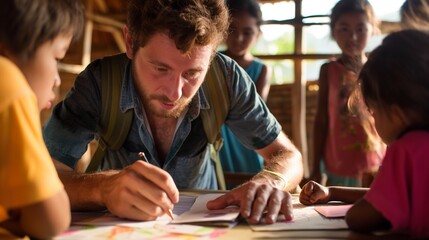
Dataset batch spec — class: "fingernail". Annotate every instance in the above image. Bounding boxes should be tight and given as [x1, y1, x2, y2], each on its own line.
[242, 210, 250, 218]
[254, 216, 260, 223]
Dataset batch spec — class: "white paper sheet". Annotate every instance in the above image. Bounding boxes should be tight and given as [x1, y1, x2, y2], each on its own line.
[58, 194, 227, 239]
[73, 195, 196, 227]
[171, 193, 240, 224]
[73, 193, 239, 227]
[250, 201, 348, 231]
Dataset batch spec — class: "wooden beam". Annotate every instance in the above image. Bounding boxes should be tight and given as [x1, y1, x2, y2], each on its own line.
[94, 25, 126, 52]
[86, 12, 125, 29]
[292, 0, 309, 178]
[58, 63, 85, 74]
[82, 18, 94, 66]
[257, 53, 336, 60]
[93, 0, 108, 13]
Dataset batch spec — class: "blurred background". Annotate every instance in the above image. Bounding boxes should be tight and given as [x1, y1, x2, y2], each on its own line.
[51, 0, 406, 177]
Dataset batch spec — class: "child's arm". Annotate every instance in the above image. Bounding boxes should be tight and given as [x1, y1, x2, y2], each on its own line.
[346, 198, 391, 232]
[300, 181, 368, 205]
[0, 190, 70, 239]
[19, 190, 70, 238]
[255, 64, 271, 102]
[310, 63, 330, 183]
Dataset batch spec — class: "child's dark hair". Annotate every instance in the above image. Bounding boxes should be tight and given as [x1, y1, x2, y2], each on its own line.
[401, 0, 429, 31]
[359, 30, 429, 124]
[226, 0, 263, 29]
[0, 0, 84, 63]
[330, 0, 378, 37]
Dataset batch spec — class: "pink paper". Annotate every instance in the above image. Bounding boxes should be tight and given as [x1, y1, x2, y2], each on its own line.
[314, 204, 353, 218]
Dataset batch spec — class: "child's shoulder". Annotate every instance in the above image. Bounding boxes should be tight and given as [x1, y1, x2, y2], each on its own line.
[252, 57, 264, 64]
[320, 58, 346, 74]
[248, 58, 266, 69]
[393, 130, 429, 151]
[0, 56, 32, 105]
[324, 57, 343, 66]
[0, 56, 25, 83]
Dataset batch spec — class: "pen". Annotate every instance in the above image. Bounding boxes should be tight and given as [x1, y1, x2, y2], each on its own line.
[138, 152, 174, 220]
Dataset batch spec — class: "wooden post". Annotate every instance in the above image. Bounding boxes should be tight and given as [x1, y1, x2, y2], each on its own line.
[292, 0, 308, 177]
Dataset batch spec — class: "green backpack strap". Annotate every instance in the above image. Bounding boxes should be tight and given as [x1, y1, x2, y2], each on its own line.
[86, 54, 133, 173]
[200, 55, 230, 190]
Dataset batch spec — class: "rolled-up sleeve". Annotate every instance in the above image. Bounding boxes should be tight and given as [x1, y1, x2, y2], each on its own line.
[218, 53, 281, 150]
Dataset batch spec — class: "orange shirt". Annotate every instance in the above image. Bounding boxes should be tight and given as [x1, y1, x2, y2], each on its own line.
[0, 57, 64, 228]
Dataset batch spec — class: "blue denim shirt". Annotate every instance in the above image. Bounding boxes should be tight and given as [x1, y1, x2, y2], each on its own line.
[43, 52, 281, 190]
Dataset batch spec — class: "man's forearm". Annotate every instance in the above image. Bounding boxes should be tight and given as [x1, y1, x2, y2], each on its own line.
[256, 148, 303, 191]
[255, 132, 304, 192]
[57, 169, 118, 211]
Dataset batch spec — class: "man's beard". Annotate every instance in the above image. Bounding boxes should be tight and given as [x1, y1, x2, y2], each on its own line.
[143, 93, 191, 118]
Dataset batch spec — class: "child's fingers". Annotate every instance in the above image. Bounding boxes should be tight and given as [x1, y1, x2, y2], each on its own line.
[299, 193, 313, 205]
[304, 182, 314, 195]
[310, 188, 327, 203]
[304, 182, 317, 203]
[299, 182, 316, 205]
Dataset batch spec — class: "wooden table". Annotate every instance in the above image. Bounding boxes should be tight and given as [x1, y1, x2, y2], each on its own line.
[63, 190, 408, 239]
[218, 222, 408, 240]
[180, 190, 407, 240]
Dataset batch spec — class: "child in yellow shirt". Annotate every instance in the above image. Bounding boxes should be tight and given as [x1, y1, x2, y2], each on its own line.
[0, 1, 83, 239]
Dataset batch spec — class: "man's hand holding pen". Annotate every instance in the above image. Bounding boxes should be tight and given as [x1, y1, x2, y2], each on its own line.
[139, 152, 175, 220]
[97, 152, 179, 221]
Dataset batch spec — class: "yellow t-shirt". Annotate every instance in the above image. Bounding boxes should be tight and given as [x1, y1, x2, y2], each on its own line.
[0, 57, 64, 228]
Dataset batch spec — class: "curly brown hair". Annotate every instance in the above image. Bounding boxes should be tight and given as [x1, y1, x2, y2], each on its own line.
[126, 0, 229, 55]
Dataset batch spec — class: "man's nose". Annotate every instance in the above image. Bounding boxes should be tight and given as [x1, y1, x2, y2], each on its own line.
[165, 74, 184, 102]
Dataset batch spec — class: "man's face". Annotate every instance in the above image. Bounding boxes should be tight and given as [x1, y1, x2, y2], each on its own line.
[131, 32, 214, 118]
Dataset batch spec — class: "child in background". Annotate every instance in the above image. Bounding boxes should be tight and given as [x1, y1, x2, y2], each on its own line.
[219, 0, 271, 180]
[300, 29, 429, 238]
[0, 0, 83, 239]
[400, 0, 429, 31]
[309, 0, 385, 187]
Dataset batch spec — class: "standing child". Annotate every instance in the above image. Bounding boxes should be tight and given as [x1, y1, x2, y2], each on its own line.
[0, 0, 83, 239]
[300, 30, 429, 238]
[219, 0, 271, 178]
[309, 0, 385, 187]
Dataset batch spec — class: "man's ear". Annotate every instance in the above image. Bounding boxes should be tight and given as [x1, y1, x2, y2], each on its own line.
[123, 26, 134, 59]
